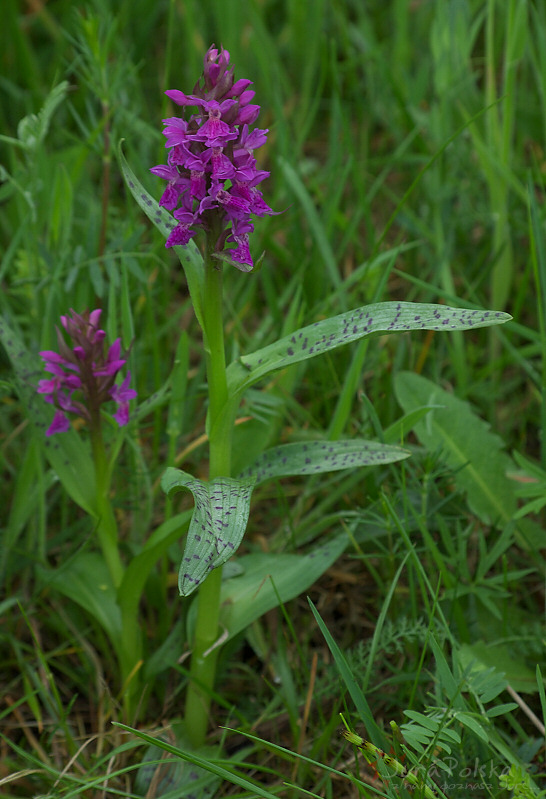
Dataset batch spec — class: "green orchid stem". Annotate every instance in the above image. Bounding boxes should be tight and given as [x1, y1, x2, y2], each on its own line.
[185, 248, 233, 748]
[90, 420, 124, 588]
[91, 418, 144, 716]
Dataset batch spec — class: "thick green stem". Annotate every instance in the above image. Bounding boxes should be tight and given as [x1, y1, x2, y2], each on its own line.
[185, 248, 233, 747]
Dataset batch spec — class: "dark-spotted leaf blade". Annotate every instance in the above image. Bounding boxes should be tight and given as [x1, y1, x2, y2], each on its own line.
[161, 469, 256, 597]
[238, 439, 410, 484]
[162, 439, 409, 596]
[227, 302, 511, 395]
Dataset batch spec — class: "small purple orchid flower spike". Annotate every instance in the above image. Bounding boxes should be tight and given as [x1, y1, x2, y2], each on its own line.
[151, 44, 276, 271]
[38, 309, 136, 436]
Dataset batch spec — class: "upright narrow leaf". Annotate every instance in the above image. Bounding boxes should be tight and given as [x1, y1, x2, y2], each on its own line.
[118, 142, 206, 333]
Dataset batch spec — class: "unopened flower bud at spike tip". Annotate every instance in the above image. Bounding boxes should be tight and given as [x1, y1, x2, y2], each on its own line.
[151, 44, 277, 270]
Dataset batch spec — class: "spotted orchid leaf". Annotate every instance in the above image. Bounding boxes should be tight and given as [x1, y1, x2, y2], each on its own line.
[161, 469, 256, 596]
[227, 302, 511, 395]
[162, 438, 409, 596]
[238, 439, 410, 483]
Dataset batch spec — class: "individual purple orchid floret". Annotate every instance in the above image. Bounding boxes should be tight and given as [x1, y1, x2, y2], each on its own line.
[37, 309, 137, 436]
[151, 44, 277, 270]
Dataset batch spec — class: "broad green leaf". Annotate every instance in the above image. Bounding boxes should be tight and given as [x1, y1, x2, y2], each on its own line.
[36, 553, 122, 642]
[117, 141, 205, 331]
[394, 371, 516, 526]
[227, 302, 511, 396]
[459, 642, 538, 694]
[0, 315, 97, 515]
[383, 406, 444, 445]
[161, 469, 256, 596]
[217, 535, 348, 640]
[238, 439, 410, 483]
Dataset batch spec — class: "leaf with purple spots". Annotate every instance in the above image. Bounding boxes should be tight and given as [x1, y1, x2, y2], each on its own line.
[118, 142, 206, 333]
[161, 468, 256, 596]
[227, 302, 511, 395]
[238, 439, 410, 484]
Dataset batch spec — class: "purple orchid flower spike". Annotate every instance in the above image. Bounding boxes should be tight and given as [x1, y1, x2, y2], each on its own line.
[38, 309, 136, 436]
[151, 44, 277, 270]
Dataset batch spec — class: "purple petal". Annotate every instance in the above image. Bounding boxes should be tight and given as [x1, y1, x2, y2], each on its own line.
[110, 372, 137, 427]
[166, 224, 197, 247]
[229, 234, 253, 269]
[40, 350, 68, 364]
[165, 90, 206, 108]
[46, 410, 71, 436]
[236, 105, 261, 125]
[228, 79, 253, 98]
[110, 372, 137, 403]
[159, 183, 185, 211]
[238, 90, 256, 106]
[88, 309, 102, 330]
[37, 377, 57, 396]
[113, 403, 130, 426]
[150, 164, 179, 180]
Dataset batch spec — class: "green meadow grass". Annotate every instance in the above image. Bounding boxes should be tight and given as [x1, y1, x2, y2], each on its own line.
[1, 1, 545, 797]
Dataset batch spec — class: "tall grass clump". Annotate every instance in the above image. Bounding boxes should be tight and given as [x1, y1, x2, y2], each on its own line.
[1, 2, 544, 798]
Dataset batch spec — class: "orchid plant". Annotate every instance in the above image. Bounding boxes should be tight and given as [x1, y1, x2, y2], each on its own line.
[0, 44, 510, 746]
[123, 45, 510, 746]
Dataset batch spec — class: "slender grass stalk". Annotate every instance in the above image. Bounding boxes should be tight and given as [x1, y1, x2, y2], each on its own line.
[528, 179, 546, 469]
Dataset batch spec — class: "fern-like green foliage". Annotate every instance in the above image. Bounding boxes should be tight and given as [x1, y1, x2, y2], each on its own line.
[400, 709, 461, 755]
[318, 616, 444, 698]
[463, 663, 509, 706]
